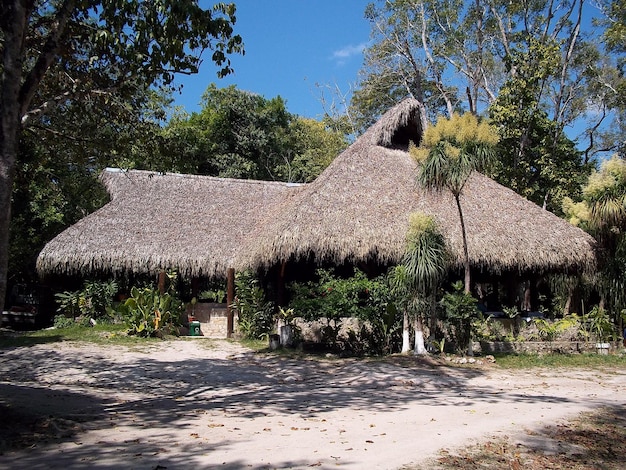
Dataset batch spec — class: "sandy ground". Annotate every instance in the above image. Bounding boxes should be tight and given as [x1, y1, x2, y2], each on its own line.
[0, 339, 625, 470]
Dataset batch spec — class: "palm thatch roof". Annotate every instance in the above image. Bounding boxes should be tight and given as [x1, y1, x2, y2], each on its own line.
[38, 99, 596, 280]
[37, 169, 302, 278]
[236, 99, 597, 274]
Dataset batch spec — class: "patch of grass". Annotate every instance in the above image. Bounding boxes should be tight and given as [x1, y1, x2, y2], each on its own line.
[493, 351, 626, 369]
[237, 337, 271, 351]
[409, 406, 626, 469]
[0, 324, 161, 349]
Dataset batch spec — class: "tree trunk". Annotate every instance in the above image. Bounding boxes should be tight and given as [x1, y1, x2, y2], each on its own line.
[0, 0, 33, 311]
[454, 194, 471, 293]
[0, 150, 15, 312]
[413, 316, 428, 355]
[563, 284, 574, 315]
[401, 309, 411, 353]
[226, 267, 235, 338]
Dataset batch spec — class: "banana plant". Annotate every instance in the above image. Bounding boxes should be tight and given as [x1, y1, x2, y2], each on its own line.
[124, 286, 182, 337]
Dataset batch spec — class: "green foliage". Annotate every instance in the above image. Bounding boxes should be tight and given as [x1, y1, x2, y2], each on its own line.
[55, 280, 119, 321]
[564, 156, 626, 316]
[288, 268, 401, 355]
[198, 289, 226, 303]
[284, 118, 348, 183]
[489, 40, 592, 214]
[277, 307, 296, 326]
[123, 286, 183, 338]
[232, 271, 274, 340]
[439, 281, 480, 354]
[0, 323, 160, 349]
[533, 315, 579, 342]
[10, 137, 110, 285]
[1, 0, 243, 310]
[582, 307, 617, 343]
[402, 213, 448, 295]
[431, 337, 446, 354]
[153, 85, 347, 181]
[289, 269, 383, 323]
[412, 115, 497, 293]
[494, 352, 626, 369]
[412, 113, 498, 197]
[160, 85, 292, 178]
[53, 314, 76, 329]
[472, 315, 511, 342]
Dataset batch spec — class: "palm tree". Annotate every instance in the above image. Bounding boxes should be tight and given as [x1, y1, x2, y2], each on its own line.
[391, 213, 448, 355]
[412, 113, 498, 293]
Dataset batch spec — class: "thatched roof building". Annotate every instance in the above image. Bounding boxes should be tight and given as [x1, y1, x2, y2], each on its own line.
[38, 99, 596, 281]
[236, 99, 597, 275]
[36, 169, 302, 278]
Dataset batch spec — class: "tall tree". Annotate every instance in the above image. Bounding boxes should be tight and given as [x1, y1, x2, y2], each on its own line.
[411, 112, 498, 293]
[488, 38, 593, 213]
[0, 0, 243, 310]
[152, 84, 347, 182]
[592, 0, 626, 158]
[563, 155, 626, 319]
[356, 0, 598, 128]
[354, 0, 607, 211]
[9, 85, 167, 288]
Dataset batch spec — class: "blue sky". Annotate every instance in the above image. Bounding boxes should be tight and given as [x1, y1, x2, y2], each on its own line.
[172, 1, 372, 119]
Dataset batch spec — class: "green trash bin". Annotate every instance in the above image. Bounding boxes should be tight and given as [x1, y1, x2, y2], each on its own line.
[189, 320, 201, 337]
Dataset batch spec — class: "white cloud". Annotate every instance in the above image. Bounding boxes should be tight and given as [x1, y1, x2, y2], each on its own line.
[331, 42, 368, 64]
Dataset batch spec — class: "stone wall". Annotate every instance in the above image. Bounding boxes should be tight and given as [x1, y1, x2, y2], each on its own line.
[473, 340, 620, 355]
[185, 303, 229, 338]
[296, 317, 366, 342]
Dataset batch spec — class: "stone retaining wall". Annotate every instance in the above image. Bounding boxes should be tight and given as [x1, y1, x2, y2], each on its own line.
[185, 303, 229, 338]
[180, 308, 622, 354]
[473, 340, 620, 355]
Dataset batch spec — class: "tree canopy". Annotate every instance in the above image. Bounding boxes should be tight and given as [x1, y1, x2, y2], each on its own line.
[563, 155, 626, 319]
[1, 0, 243, 310]
[412, 112, 499, 293]
[140, 84, 347, 182]
[352, 0, 623, 214]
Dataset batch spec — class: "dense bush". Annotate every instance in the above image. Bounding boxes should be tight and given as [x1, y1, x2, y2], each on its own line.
[287, 269, 401, 355]
[438, 281, 481, 354]
[232, 271, 275, 340]
[55, 280, 118, 321]
[473, 308, 618, 344]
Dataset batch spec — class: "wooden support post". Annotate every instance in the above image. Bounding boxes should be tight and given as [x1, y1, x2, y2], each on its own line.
[191, 277, 199, 299]
[226, 268, 235, 338]
[157, 271, 166, 294]
[277, 261, 287, 308]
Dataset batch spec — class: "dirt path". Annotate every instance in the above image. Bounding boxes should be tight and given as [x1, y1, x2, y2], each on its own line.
[0, 339, 625, 469]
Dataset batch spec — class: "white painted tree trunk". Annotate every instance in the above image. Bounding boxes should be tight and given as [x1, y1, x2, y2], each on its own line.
[414, 317, 428, 355]
[401, 310, 411, 353]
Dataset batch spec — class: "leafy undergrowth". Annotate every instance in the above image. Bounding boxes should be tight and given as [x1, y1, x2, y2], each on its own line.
[412, 406, 626, 469]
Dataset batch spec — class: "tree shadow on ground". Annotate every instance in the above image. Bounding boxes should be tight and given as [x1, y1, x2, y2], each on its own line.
[0, 331, 64, 348]
[0, 343, 601, 469]
[414, 404, 626, 469]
